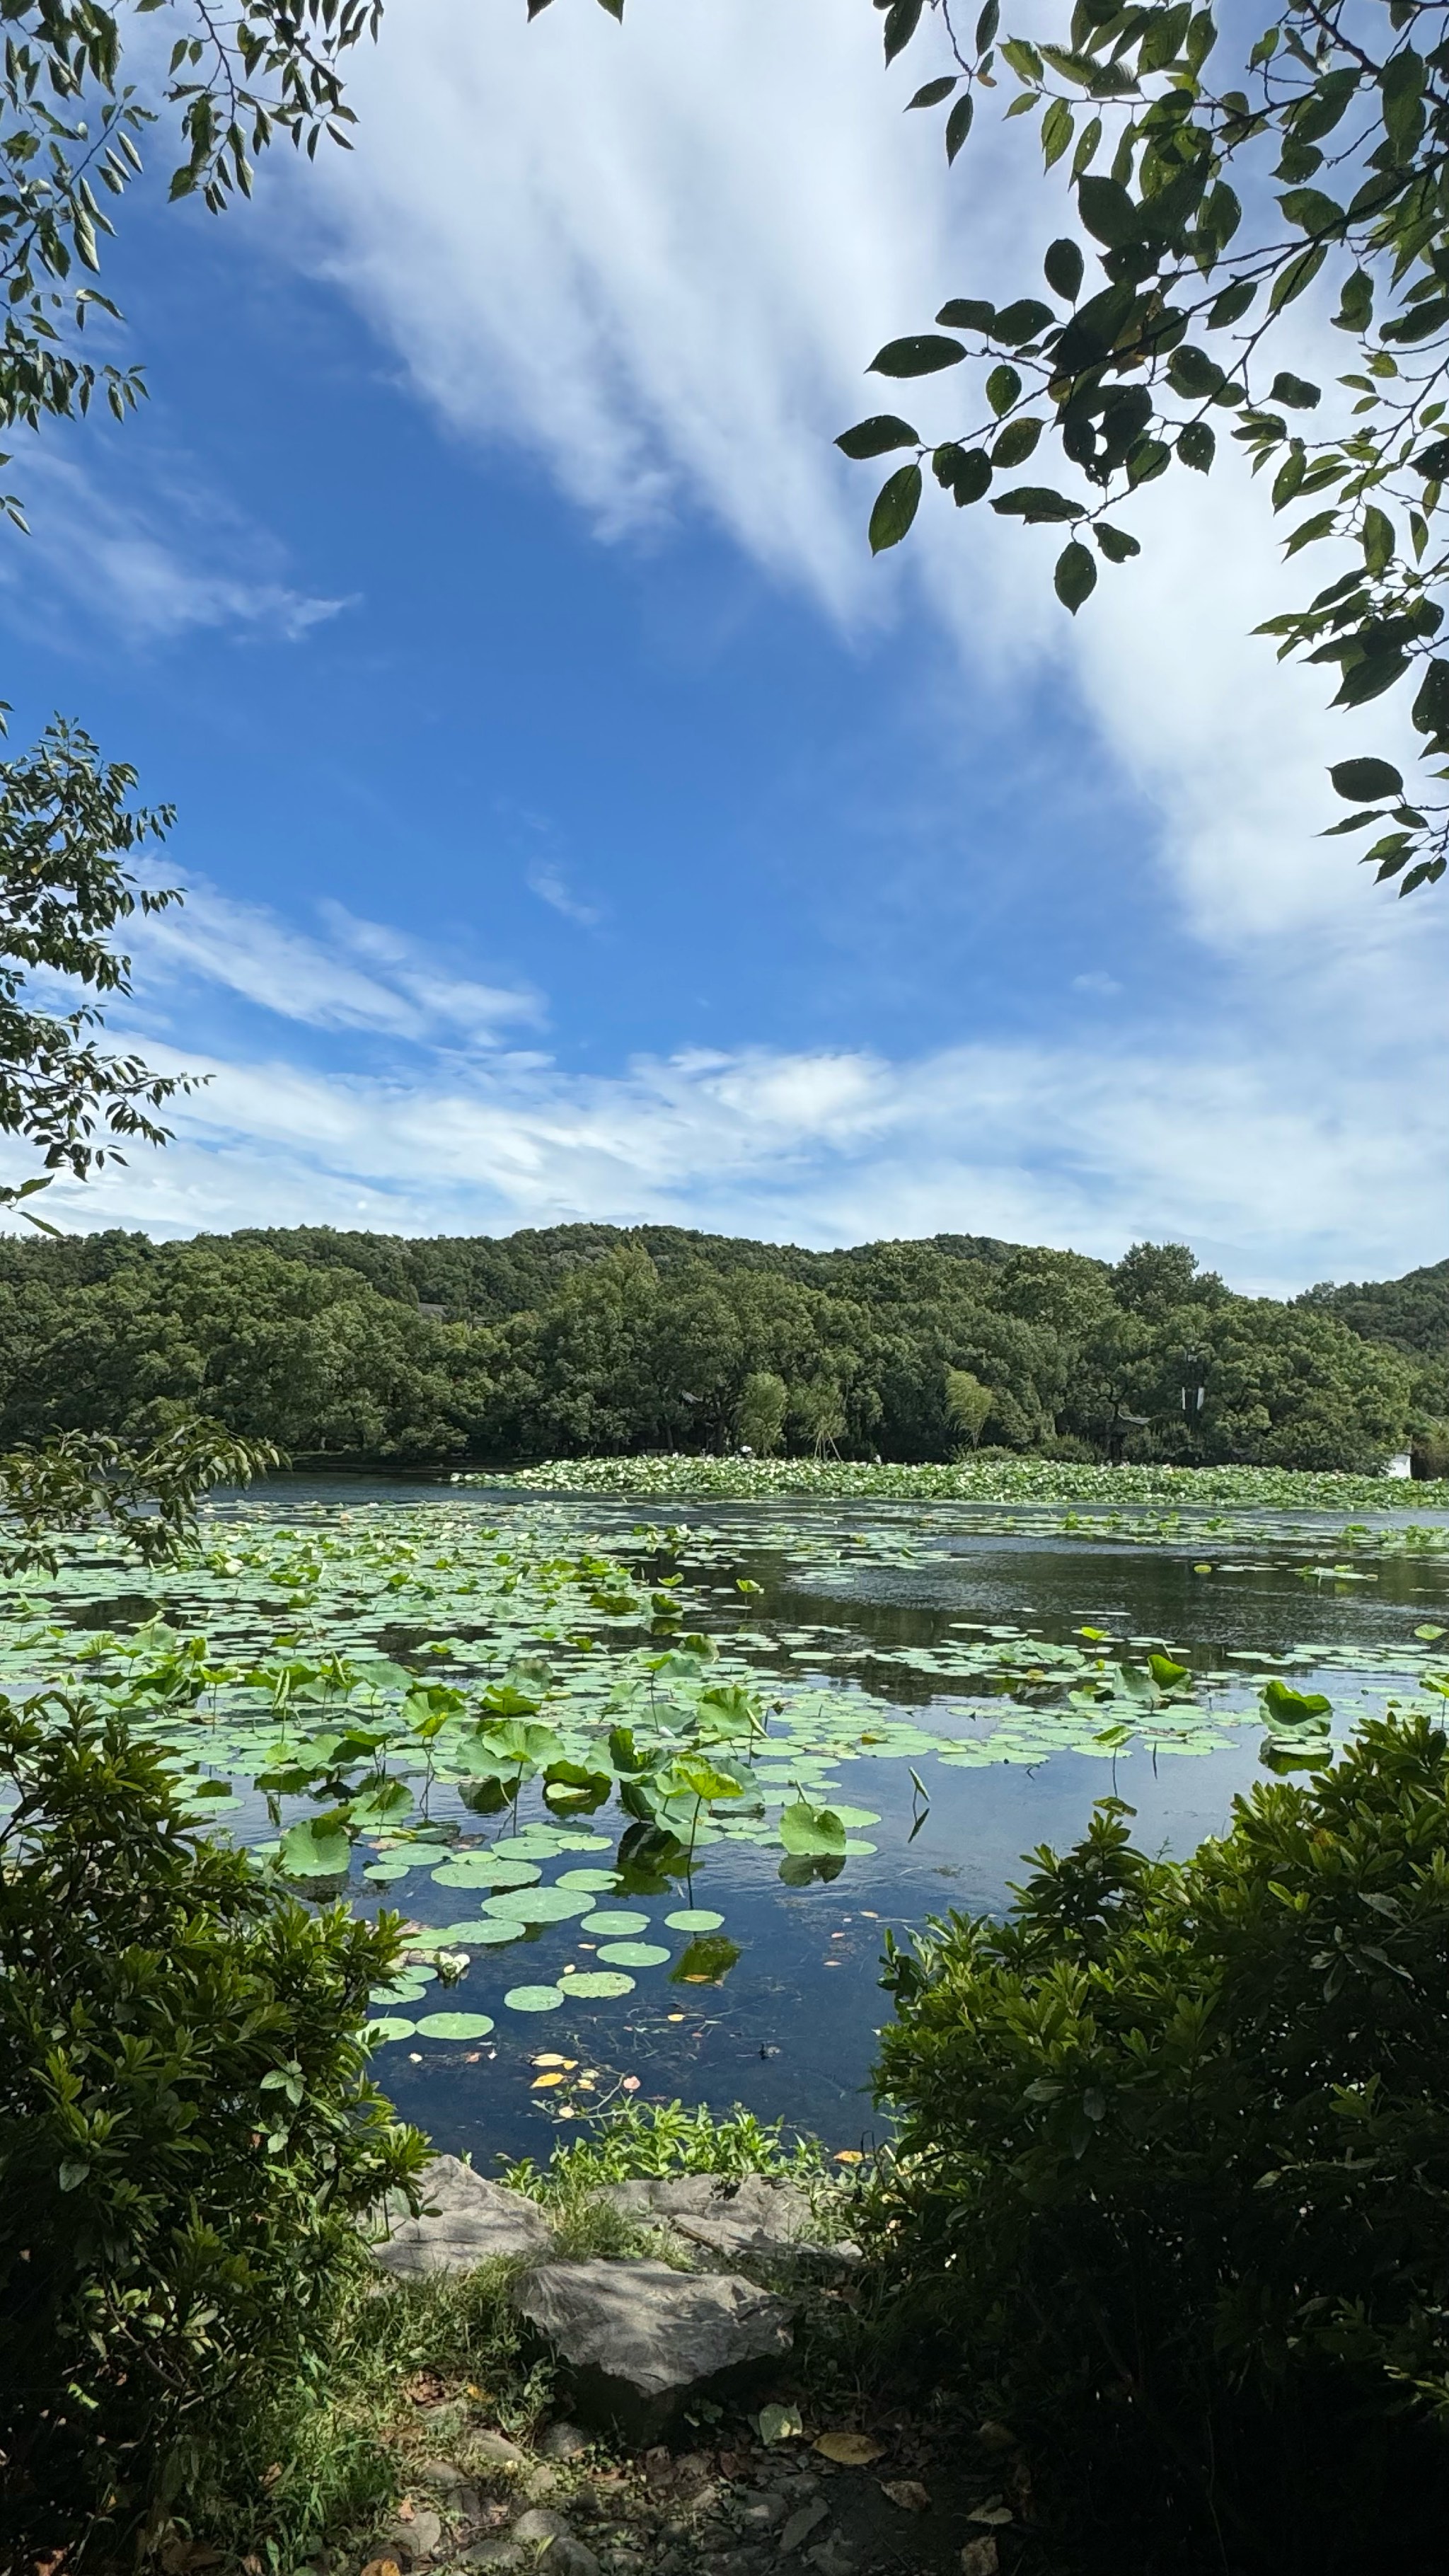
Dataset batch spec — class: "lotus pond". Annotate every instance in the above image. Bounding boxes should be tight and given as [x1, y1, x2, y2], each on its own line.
[7, 1473, 1449, 2162]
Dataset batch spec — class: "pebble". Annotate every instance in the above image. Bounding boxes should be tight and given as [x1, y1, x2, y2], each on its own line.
[737, 2494, 787, 2532]
[778, 2500, 829, 2556]
[512, 2509, 571, 2544]
[541, 2421, 591, 2459]
[474, 2430, 529, 2470]
[386, 2507, 443, 2560]
[803, 2541, 858, 2576]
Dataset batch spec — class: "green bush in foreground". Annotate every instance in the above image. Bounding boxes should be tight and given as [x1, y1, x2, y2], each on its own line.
[873, 1714, 1449, 2573]
[0, 1696, 427, 2563]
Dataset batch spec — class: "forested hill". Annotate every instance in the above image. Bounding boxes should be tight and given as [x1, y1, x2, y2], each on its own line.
[0, 1222, 1443, 1474]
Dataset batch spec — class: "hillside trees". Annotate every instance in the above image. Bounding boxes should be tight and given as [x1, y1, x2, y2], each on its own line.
[0, 1223, 1418, 1469]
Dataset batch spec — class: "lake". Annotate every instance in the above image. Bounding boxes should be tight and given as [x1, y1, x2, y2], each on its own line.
[9, 1473, 1448, 2169]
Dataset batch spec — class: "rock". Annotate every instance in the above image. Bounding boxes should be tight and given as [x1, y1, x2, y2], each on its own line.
[804, 2543, 858, 2576]
[959, 2543, 999, 2576]
[458, 2543, 522, 2573]
[599, 2175, 822, 2269]
[369, 2156, 555, 2279]
[539, 2421, 591, 2459]
[778, 2500, 829, 2556]
[511, 2509, 571, 2544]
[737, 2495, 787, 2532]
[512, 2259, 793, 2437]
[383, 2506, 444, 2561]
[538, 2542, 599, 2576]
[879, 2479, 931, 2513]
[474, 2430, 529, 2471]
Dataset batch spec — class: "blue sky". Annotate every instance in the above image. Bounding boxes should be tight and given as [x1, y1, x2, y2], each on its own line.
[4, 0, 1446, 1292]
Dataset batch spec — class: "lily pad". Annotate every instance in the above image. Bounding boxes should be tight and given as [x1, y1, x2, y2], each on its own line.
[557, 1868, 621, 1892]
[565, 1970, 636, 1999]
[596, 1940, 671, 1969]
[579, 1908, 651, 1936]
[415, 2011, 496, 2040]
[436, 1919, 526, 1945]
[485, 1886, 594, 1924]
[365, 2016, 416, 2043]
[664, 1908, 724, 1931]
[504, 1984, 566, 2013]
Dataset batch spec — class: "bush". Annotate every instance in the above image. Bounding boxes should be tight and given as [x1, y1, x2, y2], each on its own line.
[872, 1714, 1449, 2572]
[0, 1695, 427, 2561]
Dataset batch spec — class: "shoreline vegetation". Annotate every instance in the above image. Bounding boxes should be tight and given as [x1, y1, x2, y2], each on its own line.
[462, 1451, 1449, 1509]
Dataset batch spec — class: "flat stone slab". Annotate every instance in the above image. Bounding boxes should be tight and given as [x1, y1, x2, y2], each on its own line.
[512, 2257, 792, 2431]
[600, 2173, 860, 2270]
[369, 2153, 555, 2278]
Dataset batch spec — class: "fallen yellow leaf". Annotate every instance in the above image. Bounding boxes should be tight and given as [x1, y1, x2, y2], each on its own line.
[533, 2053, 567, 2067]
[814, 2431, 885, 2467]
[531, 2073, 564, 2091]
[833, 2149, 864, 2164]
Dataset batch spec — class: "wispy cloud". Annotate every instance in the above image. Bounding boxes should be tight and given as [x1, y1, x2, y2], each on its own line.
[132, 883, 542, 1049]
[525, 857, 601, 928]
[0, 452, 350, 648]
[8, 873, 1443, 1296]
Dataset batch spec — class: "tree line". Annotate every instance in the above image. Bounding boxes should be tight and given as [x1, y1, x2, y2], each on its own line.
[0, 1222, 1442, 1473]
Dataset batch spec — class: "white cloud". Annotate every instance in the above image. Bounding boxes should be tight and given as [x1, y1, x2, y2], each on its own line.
[132, 883, 542, 1047]
[58, 0, 1433, 1292]
[0, 452, 349, 647]
[525, 858, 601, 927]
[11, 874, 1445, 1294]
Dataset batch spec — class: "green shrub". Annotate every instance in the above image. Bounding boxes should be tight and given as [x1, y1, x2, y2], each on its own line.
[872, 1714, 1449, 2572]
[0, 1694, 427, 2561]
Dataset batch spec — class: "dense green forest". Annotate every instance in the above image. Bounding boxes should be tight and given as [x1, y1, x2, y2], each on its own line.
[0, 1221, 1443, 1473]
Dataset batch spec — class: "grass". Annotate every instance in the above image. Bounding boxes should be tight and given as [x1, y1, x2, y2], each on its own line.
[461, 1452, 1449, 1510]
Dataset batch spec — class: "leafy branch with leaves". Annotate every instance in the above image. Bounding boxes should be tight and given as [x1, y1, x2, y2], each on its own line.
[848, 0, 1449, 893]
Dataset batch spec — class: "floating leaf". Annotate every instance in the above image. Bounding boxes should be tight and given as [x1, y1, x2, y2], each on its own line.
[664, 1908, 725, 1931]
[566, 1970, 637, 1999]
[416, 2011, 495, 2040]
[780, 1799, 848, 1858]
[485, 1887, 593, 1923]
[579, 1908, 652, 1935]
[596, 1940, 671, 1968]
[365, 2016, 417, 2044]
[504, 1985, 566, 2013]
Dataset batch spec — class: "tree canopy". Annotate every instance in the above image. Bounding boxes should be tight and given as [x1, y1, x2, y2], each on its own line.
[0, 1219, 1433, 1471]
[846, 0, 1449, 895]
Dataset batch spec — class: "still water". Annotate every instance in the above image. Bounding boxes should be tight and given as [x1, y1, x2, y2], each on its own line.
[29, 1473, 1449, 2167]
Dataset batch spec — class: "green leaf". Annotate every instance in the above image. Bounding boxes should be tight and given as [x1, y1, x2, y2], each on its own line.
[907, 76, 957, 108]
[1411, 660, 1449, 740]
[279, 1813, 352, 1878]
[1381, 297, 1449, 346]
[1168, 345, 1226, 399]
[1094, 522, 1141, 561]
[1329, 757, 1404, 802]
[869, 335, 966, 378]
[1000, 37, 1044, 81]
[991, 418, 1044, 468]
[986, 363, 1022, 416]
[869, 463, 923, 554]
[1076, 175, 1138, 247]
[503, 1984, 566, 2013]
[1053, 539, 1097, 614]
[1041, 97, 1075, 168]
[1334, 652, 1409, 708]
[1361, 505, 1395, 576]
[946, 91, 976, 161]
[1178, 420, 1216, 473]
[883, 0, 924, 63]
[1269, 372, 1320, 410]
[566, 1970, 636, 1998]
[1261, 1678, 1332, 1727]
[1276, 188, 1346, 237]
[937, 298, 995, 333]
[993, 298, 1054, 345]
[415, 2011, 495, 2040]
[935, 444, 993, 505]
[975, 0, 1000, 46]
[1044, 238, 1084, 301]
[1283, 510, 1338, 558]
[779, 1798, 848, 1858]
[991, 486, 1085, 522]
[1207, 278, 1257, 330]
[57, 2160, 88, 2192]
[1269, 243, 1327, 312]
[836, 415, 920, 459]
